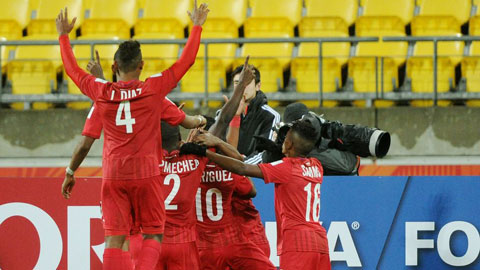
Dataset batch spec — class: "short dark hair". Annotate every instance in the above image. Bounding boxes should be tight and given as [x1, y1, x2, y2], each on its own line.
[232, 64, 261, 84]
[161, 121, 181, 151]
[114, 40, 142, 73]
[203, 115, 216, 130]
[290, 120, 318, 156]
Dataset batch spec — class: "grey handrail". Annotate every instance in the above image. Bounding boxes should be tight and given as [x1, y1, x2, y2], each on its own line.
[383, 36, 480, 106]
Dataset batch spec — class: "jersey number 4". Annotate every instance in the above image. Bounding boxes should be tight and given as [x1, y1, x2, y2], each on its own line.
[116, 101, 136, 133]
[304, 183, 321, 222]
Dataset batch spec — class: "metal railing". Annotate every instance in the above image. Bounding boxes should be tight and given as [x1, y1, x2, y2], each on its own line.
[1, 36, 480, 107]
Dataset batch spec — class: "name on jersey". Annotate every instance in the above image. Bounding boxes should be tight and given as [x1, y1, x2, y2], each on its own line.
[110, 88, 143, 100]
[201, 169, 233, 183]
[162, 159, 200, 174]
[301, 165, 322, 178]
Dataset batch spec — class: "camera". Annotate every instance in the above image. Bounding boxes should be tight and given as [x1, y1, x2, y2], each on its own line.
[274, 112, 391, 158]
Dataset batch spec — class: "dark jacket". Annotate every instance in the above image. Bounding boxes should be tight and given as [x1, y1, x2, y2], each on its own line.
[239, 91, 280, 164]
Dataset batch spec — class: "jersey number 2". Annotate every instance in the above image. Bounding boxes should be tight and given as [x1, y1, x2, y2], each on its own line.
[304, 182, 321, 222]
[116, 101, 136, 133]
[164, 174, 180, 210]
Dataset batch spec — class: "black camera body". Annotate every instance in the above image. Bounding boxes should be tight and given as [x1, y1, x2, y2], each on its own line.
[274, 112, 391, 158]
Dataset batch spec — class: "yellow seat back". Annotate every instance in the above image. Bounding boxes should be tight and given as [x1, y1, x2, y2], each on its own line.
[418, 0, 470, 24]
[305, 0, 358, 26]
[0, 0, 30, 39]
[28, 0, 83, 36]
[360, 0, 414, 25]
[249, 0, 302, 26]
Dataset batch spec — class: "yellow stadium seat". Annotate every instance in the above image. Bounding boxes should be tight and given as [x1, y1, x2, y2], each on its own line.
[463, 16, 480, 106]
[291, 58, 341, 108]
[7, 35, 61, 110]
[305, 0, 358, 26]
[27, 0, 83, 36]
[249, 0, 302, 26]
[294, 17, 350, 107]
[202, 0, 247, 27]
[195, 19, 238, 68]
[65, 36, 119, 109]
[180, 59, 225, 108]
[0, 0, 30, 40]
[135, 33, 180, 81]
[360, 0, 414, 25]
[349, 17, 407, 107]
[298, 17, 350, 65]
[82, 0, 136, 38]
[417, 0, 471, 24]
[408, 16, 464, 106]
[135, 0, 191, 38]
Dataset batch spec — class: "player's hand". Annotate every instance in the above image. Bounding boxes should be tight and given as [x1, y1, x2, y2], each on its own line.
[87, 50, 105, 80]
[194, 129, 221, 147]
[237, 56, 255, 88]
[186, 128, 201, 143]
[188, 0, 210, 26]
[61, 174, 76, 199]
[56, 7, 77, 36]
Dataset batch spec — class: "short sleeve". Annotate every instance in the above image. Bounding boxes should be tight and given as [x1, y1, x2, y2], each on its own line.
[258, 158, 292, 184]
[81, 104, 102, 139]
[161, 97, 186, 126]
[144, 69, 178, 100]
[233, 175, 253, 196]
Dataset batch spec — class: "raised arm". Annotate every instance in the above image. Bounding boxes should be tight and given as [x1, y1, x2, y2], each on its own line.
[209, 57, 254, 138]
[56, 8, 98, 100]
[194, 130, 244, 161]
[169, 1, 209, 81]
[206, 150, 263, 178]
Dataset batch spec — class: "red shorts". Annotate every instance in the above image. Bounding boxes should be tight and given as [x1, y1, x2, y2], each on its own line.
[198, 241, 275, 270]
[280, 251, 331, 270]
[101, 176, 165, 236]
[156, 242, 200, 270]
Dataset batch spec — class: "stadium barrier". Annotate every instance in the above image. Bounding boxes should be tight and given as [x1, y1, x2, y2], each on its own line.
[1, 176, 479, 269]
[2, 36, 480, 108]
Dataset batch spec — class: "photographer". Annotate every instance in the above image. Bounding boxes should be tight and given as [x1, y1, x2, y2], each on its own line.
[255, 102, 391, 176]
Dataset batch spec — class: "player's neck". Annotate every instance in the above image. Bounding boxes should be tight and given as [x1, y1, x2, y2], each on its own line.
[117, 72, 140, 82]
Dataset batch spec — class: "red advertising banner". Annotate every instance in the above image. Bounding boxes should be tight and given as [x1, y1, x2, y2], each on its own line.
[0, 177, 103, 270]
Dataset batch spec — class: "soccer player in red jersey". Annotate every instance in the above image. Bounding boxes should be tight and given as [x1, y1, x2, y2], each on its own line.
[231, 194, 271, 257]
[56, 2, 209, 269]
[185, 119, 330, 270]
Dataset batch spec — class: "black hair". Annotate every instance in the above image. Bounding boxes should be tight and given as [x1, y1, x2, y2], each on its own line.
[231, 64, 261, 84]
[114, 40, 142, 73]
[161, 121, 181, 151]
[290, 120, 318, 156]
[203, 115, 216, 130]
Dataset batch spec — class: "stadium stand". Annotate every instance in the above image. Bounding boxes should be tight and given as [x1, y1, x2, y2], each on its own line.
[462, 15, 480, 106]
[349, 17, 407, 107]
[408, 16, 464, 107]
[7, 35, 61, 110]
[81, 0, 137, 39]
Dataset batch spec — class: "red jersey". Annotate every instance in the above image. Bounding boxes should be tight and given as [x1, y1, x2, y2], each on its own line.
[195, 163, 253, 248]
[258, 157, 329, 255]
[60, 26, 201, 180]
[82, 98, 185, 139]
[231, 196, 269, 246]
[160, 150, 208, 244]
